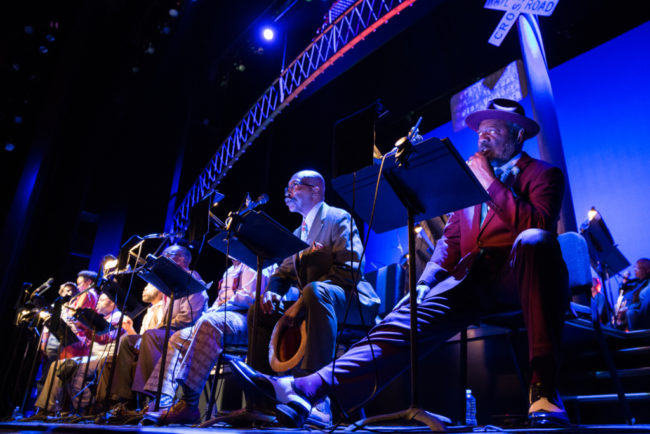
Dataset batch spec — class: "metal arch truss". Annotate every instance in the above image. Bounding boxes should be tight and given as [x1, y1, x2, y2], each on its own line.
[172, 0, 418, 232]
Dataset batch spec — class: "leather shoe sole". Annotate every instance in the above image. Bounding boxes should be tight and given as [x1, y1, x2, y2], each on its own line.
[228, 358, 310, 427]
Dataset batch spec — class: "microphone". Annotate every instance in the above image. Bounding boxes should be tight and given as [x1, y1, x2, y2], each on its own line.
[33, 277, 54, 297]
[240, 193, 269, 215]
[251, 193, 269, 208]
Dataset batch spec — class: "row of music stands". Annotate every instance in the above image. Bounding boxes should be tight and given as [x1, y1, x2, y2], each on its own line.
[54, 135, 485, 430]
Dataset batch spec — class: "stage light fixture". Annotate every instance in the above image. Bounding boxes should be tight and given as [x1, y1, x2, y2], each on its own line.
[587, 206, 598, 221]
[103, 258, 119, 273]
[580, 206, 629, 278]
[262, 27, 275, 41]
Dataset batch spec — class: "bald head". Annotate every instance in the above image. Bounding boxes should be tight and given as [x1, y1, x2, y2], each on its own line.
[284, 170, 325, 217]
[293, 170, 325, 200]
[162, 244, 192, 270]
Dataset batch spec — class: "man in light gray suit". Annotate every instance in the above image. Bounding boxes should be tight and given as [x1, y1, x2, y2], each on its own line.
[247, 170, 379, 375]
[243, 170, 379, 425]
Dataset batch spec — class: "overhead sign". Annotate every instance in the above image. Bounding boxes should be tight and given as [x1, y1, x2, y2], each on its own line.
[450, 60, 527, 132]
[484, 0, 560, 46]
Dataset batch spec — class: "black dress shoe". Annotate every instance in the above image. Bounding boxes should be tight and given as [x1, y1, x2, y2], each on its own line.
[228, 358, 312, 427]
[528, 382, 569, 427]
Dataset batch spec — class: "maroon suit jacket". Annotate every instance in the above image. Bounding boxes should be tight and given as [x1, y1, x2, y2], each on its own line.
[419, 152, 565, 286]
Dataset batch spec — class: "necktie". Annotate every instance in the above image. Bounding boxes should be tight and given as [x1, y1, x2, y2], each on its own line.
[300, 220, 308, 241]
[480, 167, 506, 226]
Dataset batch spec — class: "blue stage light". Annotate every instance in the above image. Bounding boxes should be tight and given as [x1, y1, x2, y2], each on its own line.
[262, 27, 275, 41]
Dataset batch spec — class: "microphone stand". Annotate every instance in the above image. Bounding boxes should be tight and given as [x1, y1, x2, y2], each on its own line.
[100, 267, 145, 416]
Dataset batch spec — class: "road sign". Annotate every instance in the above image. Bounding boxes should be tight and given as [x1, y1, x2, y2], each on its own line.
[485, 0, 560, 46]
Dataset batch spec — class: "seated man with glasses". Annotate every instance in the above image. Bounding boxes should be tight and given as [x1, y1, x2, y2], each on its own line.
[251, 170, 381, 426]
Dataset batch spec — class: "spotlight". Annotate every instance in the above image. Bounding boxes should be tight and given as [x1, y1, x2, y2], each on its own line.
[587, 206, 598, 221]
[103, 258, 118, 273]
[168, 8, 179, 17]
[262, 27, 275, 41]
[5, 143, 15, 152]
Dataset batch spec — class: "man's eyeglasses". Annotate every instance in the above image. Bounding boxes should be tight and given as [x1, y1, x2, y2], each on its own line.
[285, 180, 316, 194]
[477, 127, 506, 136]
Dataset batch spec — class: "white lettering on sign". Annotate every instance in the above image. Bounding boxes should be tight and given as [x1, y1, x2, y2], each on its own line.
[485, 0, 559, 45]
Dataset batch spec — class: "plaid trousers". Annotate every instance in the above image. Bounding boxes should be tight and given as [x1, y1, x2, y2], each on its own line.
[144, 308, 247, 397]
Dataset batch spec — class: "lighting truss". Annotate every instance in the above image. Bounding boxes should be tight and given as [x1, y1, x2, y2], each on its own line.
[172, 0, 418, 232]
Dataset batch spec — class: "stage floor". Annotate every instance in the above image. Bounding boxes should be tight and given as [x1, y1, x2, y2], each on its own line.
[2, 421, 650, 434]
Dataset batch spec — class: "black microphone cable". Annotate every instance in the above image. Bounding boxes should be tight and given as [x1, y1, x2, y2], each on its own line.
[328, 153, 388, 428]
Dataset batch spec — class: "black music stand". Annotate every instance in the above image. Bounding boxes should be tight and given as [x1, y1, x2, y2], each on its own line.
[580, 210, 630, 315]
[16, 306, 78, 416]
[201, 210, 307, 426]
[101, 276, 148, 320]
[138, 254, 209, 411]
[70, 308, 110, 415]
[97, 235, 161, 416]
[96, 274, 149, 415]
[44, 309, 81, 347]
[332, 137, 488, 430]
[34, 301, 80, 416]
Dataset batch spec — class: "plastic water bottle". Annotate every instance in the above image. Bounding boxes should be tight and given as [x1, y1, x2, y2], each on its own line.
[465, 388, 477, 426]
[11, 406, 22, 420]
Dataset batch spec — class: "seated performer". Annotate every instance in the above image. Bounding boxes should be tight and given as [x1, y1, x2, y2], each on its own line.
[589, 277, 611, 325]
[93, 283, 166, 415]
[37, 281, 78, 391]
[31, 293, 126, 417]
[140, 259, 274, 424]
[222, 170, 379, 426]
[613, 258, 650, 330]
[40, 271, 99, 362]
[112, 244, 208, 407]
[229, 99, 571, 427]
